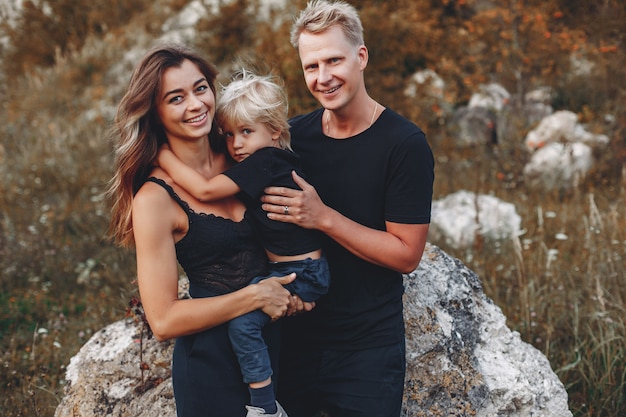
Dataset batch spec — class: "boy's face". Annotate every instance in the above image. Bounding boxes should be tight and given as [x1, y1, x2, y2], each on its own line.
[222, 121, 281, 162]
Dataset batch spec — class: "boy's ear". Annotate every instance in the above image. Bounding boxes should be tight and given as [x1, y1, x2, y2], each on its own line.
[272, 130, 281, 140]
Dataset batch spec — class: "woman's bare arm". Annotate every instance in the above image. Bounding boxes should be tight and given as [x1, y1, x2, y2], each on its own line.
[132, 181, 294, 341]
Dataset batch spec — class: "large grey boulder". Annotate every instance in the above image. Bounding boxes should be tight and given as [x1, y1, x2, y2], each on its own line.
[55, 244, 571, 417]
[402, 245, 570, 416]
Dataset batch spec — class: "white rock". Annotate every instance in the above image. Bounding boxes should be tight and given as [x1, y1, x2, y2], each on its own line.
[429, 190, 522, 250]
[525, 110, 578, 151]
[524, 110, 609, 151]
[404, 69, 445, 99]
[469, 83, 511, 113]
[523, 142, 593, 191]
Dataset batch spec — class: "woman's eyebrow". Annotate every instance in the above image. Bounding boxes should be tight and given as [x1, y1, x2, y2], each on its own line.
[162, 78, 207, 99]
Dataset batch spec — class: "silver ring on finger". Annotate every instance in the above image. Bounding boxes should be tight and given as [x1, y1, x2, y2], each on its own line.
[283, 205, 289, 215]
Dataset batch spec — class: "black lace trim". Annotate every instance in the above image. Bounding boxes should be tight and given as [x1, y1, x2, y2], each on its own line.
[145, 176, 234, 221]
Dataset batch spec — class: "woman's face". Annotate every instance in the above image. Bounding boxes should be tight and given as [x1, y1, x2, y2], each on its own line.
[156, 59, 216, 144]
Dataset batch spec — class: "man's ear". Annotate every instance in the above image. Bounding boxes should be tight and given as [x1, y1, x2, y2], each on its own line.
[358, 45, 368, 70]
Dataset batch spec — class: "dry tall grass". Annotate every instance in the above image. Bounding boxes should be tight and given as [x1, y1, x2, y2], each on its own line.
[2, 68, 624, 416]
[432, 138, 625, 416]
[0, 39, 138, 417]
[1, 2, 625, 416]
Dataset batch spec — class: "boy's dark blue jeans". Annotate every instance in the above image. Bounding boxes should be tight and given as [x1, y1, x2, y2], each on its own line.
[228, 256, 330, 383]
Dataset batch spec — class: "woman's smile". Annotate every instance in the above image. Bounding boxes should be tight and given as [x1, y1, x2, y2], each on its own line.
[185, 112, 208, 124]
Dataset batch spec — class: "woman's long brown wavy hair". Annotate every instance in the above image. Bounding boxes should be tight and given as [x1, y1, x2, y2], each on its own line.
[106, 43, 220, 247]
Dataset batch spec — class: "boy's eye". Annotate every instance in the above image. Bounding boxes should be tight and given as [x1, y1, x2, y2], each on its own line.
[242, 128, 252, 135]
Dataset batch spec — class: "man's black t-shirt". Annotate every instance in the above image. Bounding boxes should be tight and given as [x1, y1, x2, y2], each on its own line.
[282, 107, 434, 350]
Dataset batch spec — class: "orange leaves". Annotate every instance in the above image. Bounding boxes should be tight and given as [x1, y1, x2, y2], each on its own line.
[454, 2, 600, 100]
[599, 45, 618, 53]
[441, 0, 466, 6]
[431, 103, 443, 116]
[499, 30, 513, 41]
[558, 32, 571, 41]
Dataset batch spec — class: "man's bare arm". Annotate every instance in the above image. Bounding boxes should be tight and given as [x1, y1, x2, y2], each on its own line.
[261, 171, 429, 273]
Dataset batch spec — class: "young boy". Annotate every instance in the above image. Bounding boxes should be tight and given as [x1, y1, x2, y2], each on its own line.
[158, 70, 330, 417]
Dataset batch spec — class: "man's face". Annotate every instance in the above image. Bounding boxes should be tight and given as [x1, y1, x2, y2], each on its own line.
[298, 25, 367, 112]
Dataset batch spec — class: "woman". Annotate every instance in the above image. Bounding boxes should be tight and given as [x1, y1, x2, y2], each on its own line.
[107, 44, 296, 417]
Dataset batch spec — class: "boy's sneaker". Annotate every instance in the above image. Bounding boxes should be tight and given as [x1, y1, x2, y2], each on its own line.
[245, 401, 288, 417]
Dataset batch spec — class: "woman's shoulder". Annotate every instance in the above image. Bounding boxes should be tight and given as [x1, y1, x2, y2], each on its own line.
[133, 171, 190, 238]
[133, 187, 169, 215]
[133, 169, 176, 210]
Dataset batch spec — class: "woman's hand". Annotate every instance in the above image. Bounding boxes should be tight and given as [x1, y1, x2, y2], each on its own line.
[255, 273, 296, 320]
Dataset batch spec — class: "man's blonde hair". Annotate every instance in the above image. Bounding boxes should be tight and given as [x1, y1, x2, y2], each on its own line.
[290, 0, 364, 50]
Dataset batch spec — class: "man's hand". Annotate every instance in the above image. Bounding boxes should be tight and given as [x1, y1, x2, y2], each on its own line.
[287, 294, 316, 316]
[261, 170, 329, 230]
[263, 171, 429, 274]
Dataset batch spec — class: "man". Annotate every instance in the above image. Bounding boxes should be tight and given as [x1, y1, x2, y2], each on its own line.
[262, 1, 434, 416]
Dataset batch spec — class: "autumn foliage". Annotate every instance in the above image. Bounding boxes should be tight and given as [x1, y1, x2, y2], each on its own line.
[0, 1, 625, 416]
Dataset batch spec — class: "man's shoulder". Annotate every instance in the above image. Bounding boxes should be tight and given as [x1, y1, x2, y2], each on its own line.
[289, 108, 324, 128]
[381, 108, 424, 132]
[375, 109, 427, 149]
